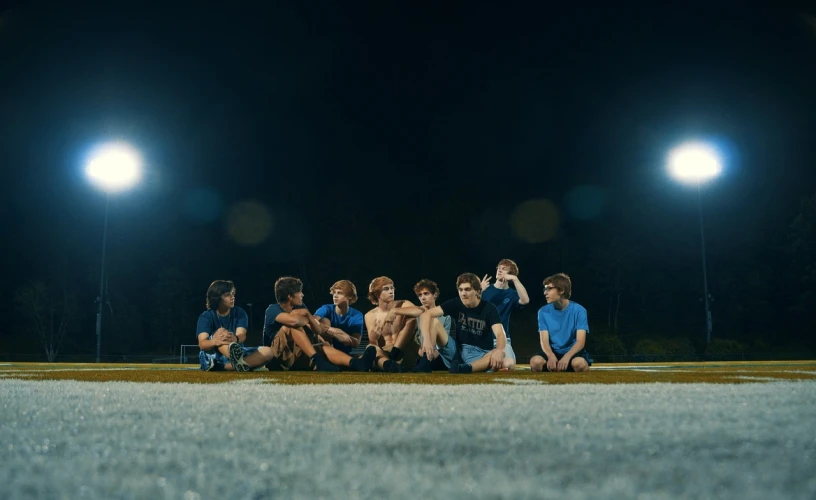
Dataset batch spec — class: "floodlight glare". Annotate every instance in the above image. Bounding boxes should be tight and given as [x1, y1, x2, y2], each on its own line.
[667, 143, 722, 183]
[85, 143, 142, 192]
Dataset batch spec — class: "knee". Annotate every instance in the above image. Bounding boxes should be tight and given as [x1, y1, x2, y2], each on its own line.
[258, 346, 275, 361]
[572, 358, 589, 372]
[530, 356, 545, 372]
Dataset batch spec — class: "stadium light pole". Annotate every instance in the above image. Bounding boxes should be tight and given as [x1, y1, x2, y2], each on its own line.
[85, 142, 142, 363]
[667, 142, 722, 344]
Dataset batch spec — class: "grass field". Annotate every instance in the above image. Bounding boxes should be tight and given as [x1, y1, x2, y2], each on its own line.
[2, 361, 815, 499]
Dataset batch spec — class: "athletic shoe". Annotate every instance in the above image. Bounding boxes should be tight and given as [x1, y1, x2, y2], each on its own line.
[350, 346, 377, 372]
[384, 359, 404, 373]
[313, 355, 341, 372]
[199, 350, 215, 372]
[228, 342, 251, 372]
[412, 354, 433, 373]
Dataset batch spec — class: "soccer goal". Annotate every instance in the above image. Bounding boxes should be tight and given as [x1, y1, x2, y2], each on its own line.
[179, 344, 202, 364]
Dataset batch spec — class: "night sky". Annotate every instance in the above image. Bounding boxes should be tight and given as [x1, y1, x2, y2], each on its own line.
[3, 4, 816, 358]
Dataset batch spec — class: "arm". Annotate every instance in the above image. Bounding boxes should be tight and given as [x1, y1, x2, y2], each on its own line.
[275, 311, 310, 328]
[488, 324, 507, 370]
[365, 312, 380, 347]
[198, 330, 230, 351]
[539, 330, 557, 372]
[317, 317, 359, 347]
[506, 275, 530, 305]
[234, 327, 247, 344]
[418, 306, 444, 356]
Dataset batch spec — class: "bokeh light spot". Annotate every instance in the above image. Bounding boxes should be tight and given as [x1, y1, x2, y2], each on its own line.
[225, 201, 274, 246]
[510, 199, 559, 243]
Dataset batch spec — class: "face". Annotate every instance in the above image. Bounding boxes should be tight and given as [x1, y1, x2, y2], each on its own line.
[543, 283, 562, 303]
[289, 290, 305, 306]
[458, 283, 478, 306]
[415, 288, 437, 308]
[379, 284, 395, 304]
[221, 289, 236, 308]
[331, 289, 349, 306]
[496, 265, 511, 280]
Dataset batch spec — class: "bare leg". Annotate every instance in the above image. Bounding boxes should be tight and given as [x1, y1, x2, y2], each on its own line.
[530, 355, 545, 372]
[571, 357, 590, 372]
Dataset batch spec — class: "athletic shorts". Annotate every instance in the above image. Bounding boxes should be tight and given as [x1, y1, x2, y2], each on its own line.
[269, 327, 313, 371]
[534, 350, 591, 372]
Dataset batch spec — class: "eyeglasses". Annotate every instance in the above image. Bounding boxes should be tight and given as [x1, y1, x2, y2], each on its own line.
[543, 286, 557, 292]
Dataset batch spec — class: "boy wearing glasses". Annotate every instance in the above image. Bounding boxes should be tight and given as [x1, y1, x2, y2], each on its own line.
[530, 273, 591, 372]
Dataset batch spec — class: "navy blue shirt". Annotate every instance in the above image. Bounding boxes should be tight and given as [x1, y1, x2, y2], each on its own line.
[481, 286, 522, 339]
[263, 303, 307, 346]
[196, 307, 249, 342]
[439, 298, 501, 351]
[314, 304, 364, 354]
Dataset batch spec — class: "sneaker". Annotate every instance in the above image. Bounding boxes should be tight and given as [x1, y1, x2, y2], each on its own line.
[350, 346, 377, 372]
[412, 354, 433, 373]
[199, 350, 215, 372]
[384, 359, 404, 373]
[313, 355, 341, 372]
[362, 345, 377, 370]
[228, 342, 251, 372]
[449, 360, 461, 374]
[387, 346, 404, 362]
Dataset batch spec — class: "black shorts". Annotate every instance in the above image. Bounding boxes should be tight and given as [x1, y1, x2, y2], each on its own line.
[534, 350, 590, 372]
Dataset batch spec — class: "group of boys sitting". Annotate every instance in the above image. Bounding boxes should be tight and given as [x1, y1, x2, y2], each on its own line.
[197, 259, 591, 374]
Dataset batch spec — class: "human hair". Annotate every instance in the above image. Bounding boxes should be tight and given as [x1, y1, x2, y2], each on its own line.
[368, 276, 394, 305]
[544, 273, 572, 299]
[330, 280, 358, 305]
[497, 258, 519, 276]
[206, 280, 235, 310]
[275, 277, 303, 304]
[455, 273, 482, 297]
[413, 279, 439, 297]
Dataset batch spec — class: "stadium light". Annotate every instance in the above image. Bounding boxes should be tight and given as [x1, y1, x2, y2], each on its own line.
[86, 142, 143, 363]
[667, 141, 722, 344]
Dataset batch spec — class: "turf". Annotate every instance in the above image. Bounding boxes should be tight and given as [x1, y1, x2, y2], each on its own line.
[1, 378, 815, 499]
[1, 360, 815, 384]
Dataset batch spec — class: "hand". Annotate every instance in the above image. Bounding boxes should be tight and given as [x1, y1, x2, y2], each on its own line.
[213, 328, 231, 346]
[557, 355, 572, 372]
[488, 349, 505, 371]
[333, 331, 354, 346]
[480, 274, 492, 291]
[384, 310, 397, 324]
[503, 274, 518, 283]
[420, 338, 436, 358]
[546, 356, 558, 372]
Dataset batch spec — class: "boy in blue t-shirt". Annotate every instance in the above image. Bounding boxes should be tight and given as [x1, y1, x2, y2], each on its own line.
[479, 258, 530, 369]
[312, 280, 364, 354]
[196, 280, 277, 371]
[530, 273, 591, 372]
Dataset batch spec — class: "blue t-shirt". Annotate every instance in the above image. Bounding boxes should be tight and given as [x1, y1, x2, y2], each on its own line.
[481, 286, 522, 339]
[314, 304, 364, 354]
[196, 307, 249, 345]
[537, 301, 589, 355]
[263, 303, 307, 346]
